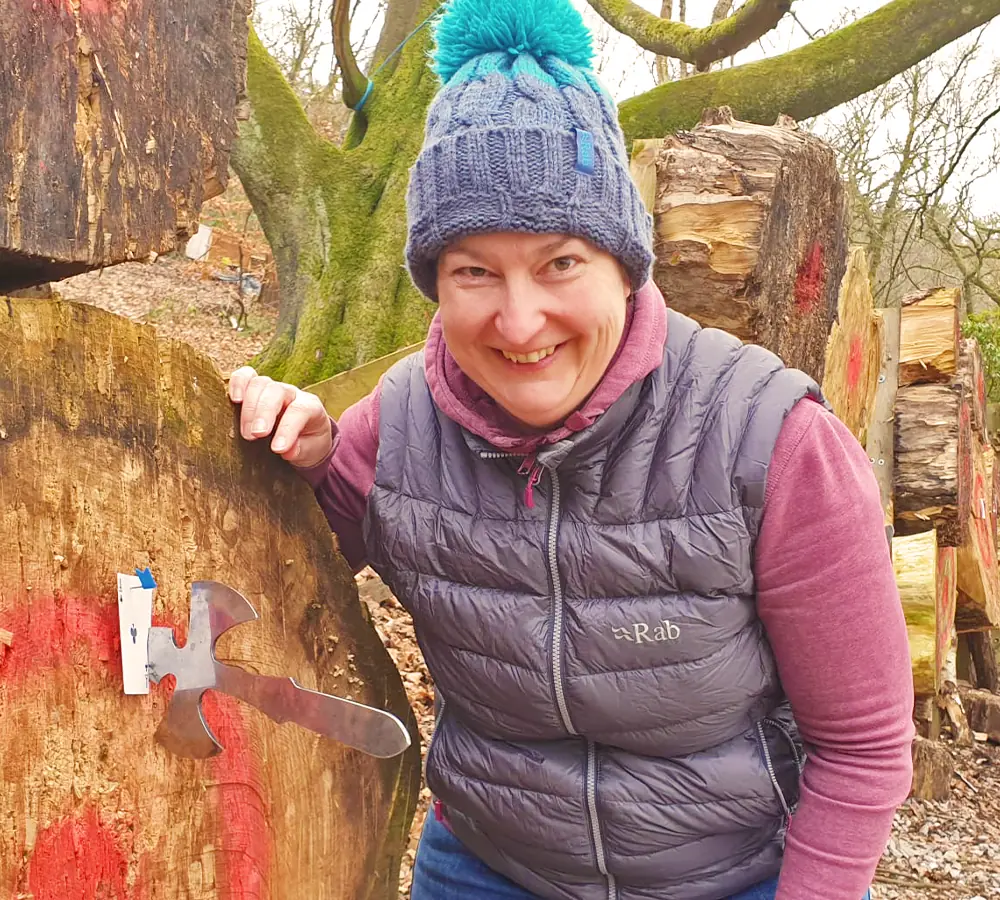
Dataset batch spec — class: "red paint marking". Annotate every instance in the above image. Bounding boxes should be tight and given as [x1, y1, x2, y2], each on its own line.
[0, 593, 118, 686]
[25, 806, 129, 900]
[203, 691, 272, 897]
[2, 593, 271, 896]
[846, 335, 864, 391]
[793, 242, 826, 314]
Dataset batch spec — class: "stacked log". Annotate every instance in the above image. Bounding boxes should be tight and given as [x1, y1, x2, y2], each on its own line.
[632, 107, 848, 383]
[893, 289, 971, 546]
[892, 530, 956, 697]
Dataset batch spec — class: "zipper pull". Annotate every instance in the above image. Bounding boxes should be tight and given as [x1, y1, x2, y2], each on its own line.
[518, 456, 543, 508]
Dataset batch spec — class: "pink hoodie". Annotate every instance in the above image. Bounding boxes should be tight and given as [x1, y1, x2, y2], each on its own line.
[300, 282, 914, 900]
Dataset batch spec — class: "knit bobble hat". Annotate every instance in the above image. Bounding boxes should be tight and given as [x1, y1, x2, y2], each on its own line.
[405, 0, 654, 301]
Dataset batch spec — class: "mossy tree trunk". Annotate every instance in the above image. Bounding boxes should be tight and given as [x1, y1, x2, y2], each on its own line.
[236, 0, 1000, 386]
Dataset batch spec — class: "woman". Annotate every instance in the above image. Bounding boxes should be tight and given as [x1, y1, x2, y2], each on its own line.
[229, 0, 914, 897]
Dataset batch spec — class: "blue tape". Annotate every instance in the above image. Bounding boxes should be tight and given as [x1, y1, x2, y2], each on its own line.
[135, 567, 157, 590]
[355, 79, 374, 114]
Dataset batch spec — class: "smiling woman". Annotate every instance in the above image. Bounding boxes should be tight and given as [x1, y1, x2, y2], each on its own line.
[437, 233, 631, 428]
[228, 0, 915, 898]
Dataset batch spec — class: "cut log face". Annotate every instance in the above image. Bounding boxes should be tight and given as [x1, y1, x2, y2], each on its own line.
[894, 382, 971, 546]
[893, 530, 947, 696]
[898, 289, 960, 386]
[822, 248, 884, 444]
[0, 300, 420, 898]
[0, 1, 250, 291]
[645, 111, 848, 382]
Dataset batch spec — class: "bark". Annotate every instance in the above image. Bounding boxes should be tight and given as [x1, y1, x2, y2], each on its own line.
[899, 288, 960, 386]
[910, 735, 953, 801]
[892, 529, 954, 695]
[959, 338, 989, 444]
[586, 0, 791, 71]
[894, 382, 971, 546]
[0, 0, 250, 293]
[618, 0, 1000, 146]
[0, 299, 420, 899]
[637, 109, 847, 383]
[822, 248, 884, 445]
[968, 630, 999, 692]
[866, 304, 901, 529]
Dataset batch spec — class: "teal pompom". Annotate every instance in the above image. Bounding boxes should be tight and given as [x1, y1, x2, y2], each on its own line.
[432, 0, 595, 84]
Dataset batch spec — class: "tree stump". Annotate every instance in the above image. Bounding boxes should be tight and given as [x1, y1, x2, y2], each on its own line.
[0, 300, 420, 899]
[637, 107, 848, 383]
[0, 0, 250, 292]
[910, 735, 953, 801]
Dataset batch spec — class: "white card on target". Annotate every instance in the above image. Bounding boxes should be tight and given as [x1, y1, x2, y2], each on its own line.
[117, 573, 153, 695]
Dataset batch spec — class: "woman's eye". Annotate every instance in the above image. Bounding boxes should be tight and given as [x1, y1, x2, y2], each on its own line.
[458, 266, 489, 278]
[550, 256, 578, 273]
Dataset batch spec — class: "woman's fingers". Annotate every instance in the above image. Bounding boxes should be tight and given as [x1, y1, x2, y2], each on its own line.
[271, 391, 327, 459]
[228, 366, 258, 403]
[243, 378, 296, 440]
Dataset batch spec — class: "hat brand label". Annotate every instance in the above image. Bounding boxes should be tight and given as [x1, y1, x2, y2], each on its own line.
[575, 129, 595, 175]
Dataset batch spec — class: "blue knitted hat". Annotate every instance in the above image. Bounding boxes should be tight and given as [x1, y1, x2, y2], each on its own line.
[405, 0, 654, 300]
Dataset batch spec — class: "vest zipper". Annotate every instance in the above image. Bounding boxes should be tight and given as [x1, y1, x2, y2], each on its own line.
[756, 721, 792, 823]
[547, 472, 574, 735]
[547, 471, 616, 900]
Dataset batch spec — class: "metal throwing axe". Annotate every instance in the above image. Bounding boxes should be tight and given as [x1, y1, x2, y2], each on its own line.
[146, 581, 411, 760]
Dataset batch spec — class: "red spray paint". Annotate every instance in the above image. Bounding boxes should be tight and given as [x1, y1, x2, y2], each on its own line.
[794, 242, 826, 314]
[25, 806, 129, 900]
[1, 592, 271, 897]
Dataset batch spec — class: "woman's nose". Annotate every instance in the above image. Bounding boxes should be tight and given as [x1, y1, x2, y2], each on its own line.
[493, 282, 547, 347]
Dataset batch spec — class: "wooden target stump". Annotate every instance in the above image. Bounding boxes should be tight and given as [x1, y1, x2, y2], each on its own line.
[0, 300, 420, 899]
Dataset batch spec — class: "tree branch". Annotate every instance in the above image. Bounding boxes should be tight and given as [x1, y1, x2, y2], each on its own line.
[333, 0, 369, 109]
[618, 0, 1000, 145]
[587, 0, 792, 71]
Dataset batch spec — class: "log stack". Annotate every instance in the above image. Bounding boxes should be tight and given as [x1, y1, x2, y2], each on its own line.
[631, 107, 849, 383]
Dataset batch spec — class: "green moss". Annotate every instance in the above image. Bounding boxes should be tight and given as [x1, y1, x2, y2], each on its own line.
[618, 0, 1000, 146]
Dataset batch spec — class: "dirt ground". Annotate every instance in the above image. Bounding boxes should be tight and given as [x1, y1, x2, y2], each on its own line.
[54, 250, 1000, 900]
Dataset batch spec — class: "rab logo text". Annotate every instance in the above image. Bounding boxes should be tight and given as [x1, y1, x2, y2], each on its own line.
[613, 620, 680, 643]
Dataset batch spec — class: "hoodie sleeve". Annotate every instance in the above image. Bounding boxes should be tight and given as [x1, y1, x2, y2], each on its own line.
[296, 383, 382, 572]
[755, 398, 915, 900]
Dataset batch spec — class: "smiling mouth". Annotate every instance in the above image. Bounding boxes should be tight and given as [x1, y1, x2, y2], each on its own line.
[499, 345, 559, 364]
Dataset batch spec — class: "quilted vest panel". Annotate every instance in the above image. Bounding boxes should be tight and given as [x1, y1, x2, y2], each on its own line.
[364, 309, 823, 900]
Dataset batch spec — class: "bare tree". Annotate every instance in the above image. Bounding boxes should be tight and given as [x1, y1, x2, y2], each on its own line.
[819, 29, 1000, 309]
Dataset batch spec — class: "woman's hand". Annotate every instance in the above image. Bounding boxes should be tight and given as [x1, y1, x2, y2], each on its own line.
[228, 366, 333, 469]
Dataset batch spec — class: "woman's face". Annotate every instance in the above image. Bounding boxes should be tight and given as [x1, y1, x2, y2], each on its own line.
[437, 232, 631, 429]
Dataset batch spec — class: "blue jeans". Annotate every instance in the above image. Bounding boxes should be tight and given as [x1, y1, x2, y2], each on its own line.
[411, 812, 871, 899]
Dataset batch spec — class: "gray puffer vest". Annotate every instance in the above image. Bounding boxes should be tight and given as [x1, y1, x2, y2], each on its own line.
[363, 309, 823, 900]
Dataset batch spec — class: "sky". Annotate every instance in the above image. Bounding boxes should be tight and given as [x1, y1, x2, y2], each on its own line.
[253, 0, 1000, 216]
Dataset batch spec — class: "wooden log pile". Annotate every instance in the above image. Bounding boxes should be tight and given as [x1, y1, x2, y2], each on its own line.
[631, 107, 849, 384]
